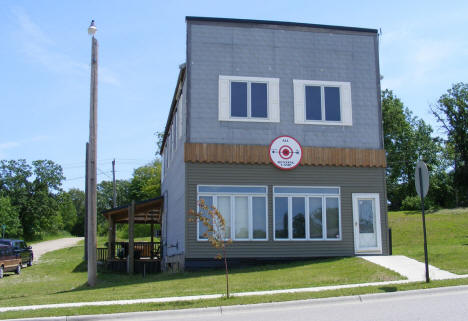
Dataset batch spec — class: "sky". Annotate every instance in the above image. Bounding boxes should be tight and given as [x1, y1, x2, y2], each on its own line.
[1, 1, 467, 191]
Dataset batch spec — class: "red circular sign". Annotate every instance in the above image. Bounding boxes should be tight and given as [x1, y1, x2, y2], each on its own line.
[269, 136, 303, 170]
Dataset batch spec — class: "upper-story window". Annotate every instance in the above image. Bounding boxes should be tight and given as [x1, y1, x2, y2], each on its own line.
[219, 75, 280, 123]
[293, 80, 352, 126]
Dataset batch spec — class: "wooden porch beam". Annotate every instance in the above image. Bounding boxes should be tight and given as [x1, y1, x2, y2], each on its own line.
[128, 200, 135, 274]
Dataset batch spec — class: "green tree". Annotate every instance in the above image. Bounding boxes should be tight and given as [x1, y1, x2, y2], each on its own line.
[0, 159, 66, 240]
[382, 90, 446, 209]
[57, 192, 77, 233]
[0, 196, 22, 237]
[0, 159, 32, 230]
[97, 179, 131, 235]
[432, 82, 468, 206]
[68, 188, 86, 236]
[129, 160, 161, 201]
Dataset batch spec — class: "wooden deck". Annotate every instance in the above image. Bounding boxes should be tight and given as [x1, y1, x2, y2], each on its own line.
[97, 241, 162, 274]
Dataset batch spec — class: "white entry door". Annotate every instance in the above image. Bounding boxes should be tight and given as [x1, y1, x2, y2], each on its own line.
[352, 193, 382, 254]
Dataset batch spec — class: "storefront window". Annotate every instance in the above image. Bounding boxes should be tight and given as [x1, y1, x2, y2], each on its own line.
[197, 186, 268, 241]
[273, 186, 341, 241]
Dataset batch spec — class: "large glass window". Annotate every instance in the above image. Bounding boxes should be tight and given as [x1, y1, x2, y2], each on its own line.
[305, 85, 341, 122]
[309, 197, 323, 239]
[326, 197, 340, 238]
[230, 81, 268, 119]
[252, 197, 267, 239]
[197, 186, 268, 241]
[274, 186, 341, 241]
[292, 197, 306, 239]
[294, 80, 351, 126]
[305, 85, 321, 120]
[274, 197, 289, 239]
[324, 87, 341, 121]
[235, 196, 249, 239]
[231, 82, 247, 117]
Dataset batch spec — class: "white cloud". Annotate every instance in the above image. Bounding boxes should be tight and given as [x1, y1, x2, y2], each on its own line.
[11, 8, 119, 86]
[0, 136, 49, 158]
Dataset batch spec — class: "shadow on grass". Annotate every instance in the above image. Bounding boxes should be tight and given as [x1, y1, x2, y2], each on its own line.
[379, 286, 397, 292]
[72, 260, 87, 273]
[60, 257, 345, 295]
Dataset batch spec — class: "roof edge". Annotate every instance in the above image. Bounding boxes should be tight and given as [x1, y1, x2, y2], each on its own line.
[160, 64, 186, 154]
[102, 196, 164, 216]
[186, 16, 378, 34]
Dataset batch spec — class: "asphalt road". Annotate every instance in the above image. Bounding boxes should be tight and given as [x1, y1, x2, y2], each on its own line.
[12, 285, 468, 321]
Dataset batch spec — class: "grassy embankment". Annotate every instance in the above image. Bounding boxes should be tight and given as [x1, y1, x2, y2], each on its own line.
[389, 207, 468, 274]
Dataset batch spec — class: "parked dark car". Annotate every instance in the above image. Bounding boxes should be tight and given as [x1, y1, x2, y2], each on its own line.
[0, 245, 22, 278]
[0, 239, 33, 266]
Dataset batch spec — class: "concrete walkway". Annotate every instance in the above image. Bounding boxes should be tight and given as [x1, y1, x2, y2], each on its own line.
[360, 255, 459, 281]
[1, 255, 467, 313]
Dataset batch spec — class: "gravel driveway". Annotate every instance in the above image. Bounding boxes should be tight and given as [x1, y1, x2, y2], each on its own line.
[31, 237, 84, 262]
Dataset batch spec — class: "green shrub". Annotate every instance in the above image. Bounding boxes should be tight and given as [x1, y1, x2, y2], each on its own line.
[401, 195, 430, 210]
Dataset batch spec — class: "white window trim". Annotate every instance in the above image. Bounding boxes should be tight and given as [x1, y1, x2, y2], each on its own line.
[352, 193, 382, 254]
[219, 75, 280, 123]
[273, 186, 342, 241]
[293, 79, 352, 126]
[196, 185, 269, 242]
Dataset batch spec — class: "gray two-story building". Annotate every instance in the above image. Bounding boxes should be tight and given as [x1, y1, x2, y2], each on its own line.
[160, 17, 388, 271]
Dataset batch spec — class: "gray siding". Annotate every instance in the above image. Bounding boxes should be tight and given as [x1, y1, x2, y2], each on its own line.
[161, 80, 187, 259]
[185, 163, 389, 259]
[187, 21, 382, 149]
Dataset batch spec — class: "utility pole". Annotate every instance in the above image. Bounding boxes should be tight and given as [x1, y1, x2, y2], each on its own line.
[84, 143, 89, 261]
[87, 20, 98, 287]
[112, 159, 117, 208]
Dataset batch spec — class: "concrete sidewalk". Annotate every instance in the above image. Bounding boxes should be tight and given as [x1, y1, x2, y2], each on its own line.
[1, 255, 466, 313]
[360, 255, 459, 281]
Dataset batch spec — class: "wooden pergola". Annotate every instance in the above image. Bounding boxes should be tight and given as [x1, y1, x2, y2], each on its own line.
[102, 197, 163, 274]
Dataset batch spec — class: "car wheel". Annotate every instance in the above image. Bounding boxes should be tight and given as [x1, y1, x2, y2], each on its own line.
[0, 266, 4, 278]
[15, 264, 21, 275]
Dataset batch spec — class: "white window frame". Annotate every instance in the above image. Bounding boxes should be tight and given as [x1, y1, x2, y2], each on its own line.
[219, 75, 280, 123]
[273, 186, 342, 241]
[196, 185, 269, 241]
[293, 80, 352, 126]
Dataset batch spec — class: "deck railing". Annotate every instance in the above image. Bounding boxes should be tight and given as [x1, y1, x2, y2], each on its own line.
[97, 248, 108, 262]
[104, 242, 161, 261]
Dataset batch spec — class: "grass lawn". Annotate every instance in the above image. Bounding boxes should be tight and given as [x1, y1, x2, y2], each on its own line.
[1, 278, 467, 320]
[0, 244, 401, 309]
[389, 208, 468, 274]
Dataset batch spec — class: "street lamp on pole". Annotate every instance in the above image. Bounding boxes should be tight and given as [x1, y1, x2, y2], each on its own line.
[87, 19, 98, 287]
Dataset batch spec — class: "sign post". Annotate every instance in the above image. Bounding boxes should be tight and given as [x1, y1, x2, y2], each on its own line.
[1, 224, 5, 238]
[415, 160, 430, 283]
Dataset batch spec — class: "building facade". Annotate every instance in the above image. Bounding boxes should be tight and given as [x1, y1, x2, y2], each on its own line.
[161, 17, 388, 271]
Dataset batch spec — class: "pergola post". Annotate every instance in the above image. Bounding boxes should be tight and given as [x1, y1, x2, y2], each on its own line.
[128, 200, 135, 274]
[150, 215, 154, 260]
[108, 217, 115, 260]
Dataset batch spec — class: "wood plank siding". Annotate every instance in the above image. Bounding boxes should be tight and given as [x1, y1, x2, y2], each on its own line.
[185, 163, 389, 260]
[184, 143, 386, 168]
